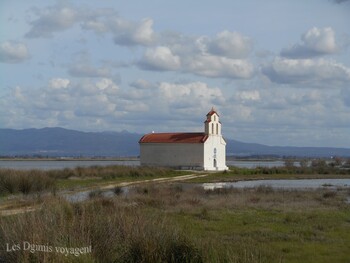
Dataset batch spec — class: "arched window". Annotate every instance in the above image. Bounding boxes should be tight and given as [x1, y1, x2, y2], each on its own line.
[212, 123, 214, 134]
[216, 123, 219, 134]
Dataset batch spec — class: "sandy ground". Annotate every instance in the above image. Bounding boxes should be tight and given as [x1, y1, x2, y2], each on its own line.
[0, 173, 207, 216]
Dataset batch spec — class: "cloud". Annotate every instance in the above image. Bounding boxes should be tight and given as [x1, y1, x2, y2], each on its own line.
[331, 0, 350, 3]
[48, 78, 70, 89]
[111, 18, 155, 46]
[26, 5, 78, 38]
[130, 79, 154, 89]
[25, 4, 254, 80]
[25, 3, 155, 46]
[342, 89, 350, 107]
[136, 81, 227, 125]
[0, 41, 29, 63]
[67, 52, 112, 78]
[234, 90, 261, 102]
[139, 46, 180, 71]
[281, 27, 338, 58]
[206, 31, 252, 59]
[68, 64, 111, 78]
[136, 29, 255, 79]
[3, 78, 227, 132]
[262, 57, 350, 85]
[5, 78, 121, 127]
[184, 54, 254, 79]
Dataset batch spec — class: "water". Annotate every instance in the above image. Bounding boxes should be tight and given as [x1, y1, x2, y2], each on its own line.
[64, 178, 350, 203]
[202, 179, 350, 190]
[64, 187, 130, 203]
[0, 159, 283, 170]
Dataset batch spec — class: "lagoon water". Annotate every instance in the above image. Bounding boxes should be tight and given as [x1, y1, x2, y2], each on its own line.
[0, 159, 284, 170]
[202, 179, 350, 190]
[65, 178, 350, 203]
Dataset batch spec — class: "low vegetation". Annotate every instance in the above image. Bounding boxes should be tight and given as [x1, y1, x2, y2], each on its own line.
[1, 183, 349, 262]
[189, 162, 350, 183]
[1, 160, 350, 262]
[0, 166, 185, 196]
[0, 169, 56, 196]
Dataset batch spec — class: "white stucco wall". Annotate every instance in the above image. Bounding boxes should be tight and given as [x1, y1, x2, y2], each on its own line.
[203, 135, 228, 171]
[140, 143, 204, 169]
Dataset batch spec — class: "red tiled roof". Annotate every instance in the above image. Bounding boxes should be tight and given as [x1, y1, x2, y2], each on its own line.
[206, 110, 217, 116]
[139, 132, 208, 144]
[205, 109, 219, 123]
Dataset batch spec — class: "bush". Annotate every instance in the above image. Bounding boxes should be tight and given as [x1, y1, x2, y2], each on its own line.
[0, 169, 56, 195]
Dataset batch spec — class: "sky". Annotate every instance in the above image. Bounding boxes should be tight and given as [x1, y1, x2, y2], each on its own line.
[1, 0, 350, 148]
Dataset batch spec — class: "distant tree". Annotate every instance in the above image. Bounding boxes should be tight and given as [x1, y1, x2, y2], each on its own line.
[344, 158, 350, 168]
[299, 159, 309, 168]
[328, 157, 343, 168]
[311, 159, 326, 168]
[284, 159, 295, 168]
[334, 157, 343, 166]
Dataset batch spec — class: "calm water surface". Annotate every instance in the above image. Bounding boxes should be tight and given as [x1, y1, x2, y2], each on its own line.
[65, 178, 350, 203]
[202, 179, 350, 190]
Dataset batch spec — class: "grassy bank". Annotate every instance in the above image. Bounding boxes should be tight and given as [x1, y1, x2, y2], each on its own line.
[188, 165, 350, 183]
[1, 183, 350, 262]
[0, 166, 186, 196]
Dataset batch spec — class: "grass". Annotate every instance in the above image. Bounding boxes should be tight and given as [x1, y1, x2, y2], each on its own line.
[131, 184, 350, 263]
[0, 197, 202, 263]
[0, 184, 350, 263]
[2, 182, 349, 262]
[188, 166, 350, 183]
[0, 166, 187, 196]
[0, 169, 56, 196]
[1, 164, 350, 262]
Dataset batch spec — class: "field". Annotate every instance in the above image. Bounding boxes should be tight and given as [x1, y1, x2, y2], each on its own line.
[0, 163, 350, 262]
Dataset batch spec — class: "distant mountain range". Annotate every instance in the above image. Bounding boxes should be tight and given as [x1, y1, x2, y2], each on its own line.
[1, 127, 350, 158]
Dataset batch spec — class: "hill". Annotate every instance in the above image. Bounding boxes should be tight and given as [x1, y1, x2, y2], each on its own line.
[1, 128, 350, 157]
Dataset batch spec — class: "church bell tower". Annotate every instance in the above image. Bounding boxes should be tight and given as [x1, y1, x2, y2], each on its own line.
[204, 107, 221, 136]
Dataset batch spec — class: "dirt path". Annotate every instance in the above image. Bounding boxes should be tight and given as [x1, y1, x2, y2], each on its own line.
[0, 173, 207, 216]
[100, 173, 208, 190]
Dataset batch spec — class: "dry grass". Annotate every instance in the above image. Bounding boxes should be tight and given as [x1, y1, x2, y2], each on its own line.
[128, 184, 348, 213]
[0, 196, 202, 263]
[1, 164, 350, 262]
[1, 184, 349, 262]
[0, 166, 183, 196]
[0, 169, 56, 196]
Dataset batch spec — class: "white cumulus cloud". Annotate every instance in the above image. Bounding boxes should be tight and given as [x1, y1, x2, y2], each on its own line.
[185, 54, 254, 79]
[262, 57, 350, 85]
[0, 41, 29, 63]
[206, 31, 252, 59]
[26, 5, 78, 38]
[281, 27, 339, 58]
[111, 17, 156, 46]
[139, 46, 181, 71]
[48, 78, 70, 89]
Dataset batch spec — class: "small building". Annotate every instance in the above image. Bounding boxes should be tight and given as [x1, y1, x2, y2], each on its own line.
[139, 108, 228, 171]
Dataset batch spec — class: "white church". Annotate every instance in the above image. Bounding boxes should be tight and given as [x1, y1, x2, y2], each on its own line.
[139, 108, 228, 171]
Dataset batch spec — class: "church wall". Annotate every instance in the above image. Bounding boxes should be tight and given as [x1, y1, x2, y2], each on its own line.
[140, 143, 204, 169]
[203, 135, 228, 171]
